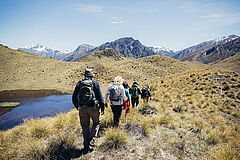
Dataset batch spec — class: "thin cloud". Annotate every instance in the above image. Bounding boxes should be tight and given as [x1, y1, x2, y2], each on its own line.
[201, 12, 240, 24]
[109, 21, 124, 24]
[74, 4, 103, 13]
[108, 17, 124, 24]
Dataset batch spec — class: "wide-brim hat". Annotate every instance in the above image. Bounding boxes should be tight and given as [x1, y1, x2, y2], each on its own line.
[84, 68, 94, 77]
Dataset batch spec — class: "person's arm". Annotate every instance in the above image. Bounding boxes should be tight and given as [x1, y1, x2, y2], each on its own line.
[105, 86, 110, 107]
[149, 90, 152, 97]
[93, 80, 105, 114]
[138, 88, 142, 95]
[126, 89, 131, 101]
[121, 86, 127, 101]
[72, 82, 80, 110]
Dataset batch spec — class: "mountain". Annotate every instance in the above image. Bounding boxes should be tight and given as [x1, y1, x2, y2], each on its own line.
[174, 35, 239, 61]
[195, 37, 240, 64]
[63, 44, 94, 61]
[91, 37, 154, 58]
[148, 46, 176, 57]
[18, 44, 68, 60]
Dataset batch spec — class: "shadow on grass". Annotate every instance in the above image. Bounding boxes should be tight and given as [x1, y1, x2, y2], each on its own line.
[50, 148, 93, 160]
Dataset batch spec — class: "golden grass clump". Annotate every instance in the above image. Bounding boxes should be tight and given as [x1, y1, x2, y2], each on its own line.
[19, 139, 48, 160]
[100, 128, 128, 150]
[30, 122, 49, 139]
[47, 132, 78, 159]
[202, 144, 240, 160]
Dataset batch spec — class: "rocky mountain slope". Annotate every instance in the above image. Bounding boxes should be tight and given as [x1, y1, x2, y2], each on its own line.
[195, 37, 240, 64]
[63, 44, 94, 61]
[90, 37, 154, 58]
[174, 35, 239, 61]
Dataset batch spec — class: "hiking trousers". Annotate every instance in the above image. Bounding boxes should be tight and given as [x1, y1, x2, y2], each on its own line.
[79, 107, 100, 149]
[131, 97, 139, 108]
[143, 97, 150, 103]
[111, 105, 122, 127]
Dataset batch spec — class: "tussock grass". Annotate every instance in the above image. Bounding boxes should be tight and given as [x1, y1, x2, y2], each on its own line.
[19, 139, 48, 160]
[47, 132, 77, 159]
[0, 109, 80, 160]
[100, 128, 128, 150]
[202, 144, 240, 160]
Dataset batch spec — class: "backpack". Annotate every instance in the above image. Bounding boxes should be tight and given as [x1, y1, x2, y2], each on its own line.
[109, 84, 121, 101]
[131, 86, 139, 98]
[141, 86, 150, 98]
[77, 79, 95, 106]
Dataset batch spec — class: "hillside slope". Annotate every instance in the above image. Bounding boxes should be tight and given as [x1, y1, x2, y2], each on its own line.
[0, 44, 201, 94]
[212, 52, 240, 74]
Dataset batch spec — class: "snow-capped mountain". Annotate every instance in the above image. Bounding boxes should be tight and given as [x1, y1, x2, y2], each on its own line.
[18, 44, 68, 60]
[196, 37, 240, 64]
[63, 44, 95, 61]
[173, 34, 239, 60]
[148, 46, 176, 57]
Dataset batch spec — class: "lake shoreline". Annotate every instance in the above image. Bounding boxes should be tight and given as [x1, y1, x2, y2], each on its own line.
[0, 89, 71, 116]
[0, 89, 70, 100]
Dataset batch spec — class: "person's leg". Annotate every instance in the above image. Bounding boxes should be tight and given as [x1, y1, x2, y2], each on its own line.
[115, 105, 122, 127]
[143, 98, 146, 103]
[79, 108, 90, 150]
[136, 97, 139, 107]
[131, 97, 135, 107]
[111, 105, 118, 126]
[89, 107, 100, 140]
[146, 97, 149, 103]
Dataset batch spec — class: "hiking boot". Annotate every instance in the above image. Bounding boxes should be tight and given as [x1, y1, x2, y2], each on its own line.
[89, 137, 96, 147]
[82, 147, 89, 155]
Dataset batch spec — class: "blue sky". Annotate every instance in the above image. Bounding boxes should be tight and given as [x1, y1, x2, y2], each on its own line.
[0, 0, 240, 51]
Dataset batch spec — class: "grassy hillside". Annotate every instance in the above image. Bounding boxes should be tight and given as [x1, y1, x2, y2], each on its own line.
[0, 45, 239, 159]
[212, 53, 240, 74]
[0, 44, 202, 94]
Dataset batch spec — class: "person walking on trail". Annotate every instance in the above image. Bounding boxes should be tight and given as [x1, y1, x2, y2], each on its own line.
[129, 81, 141, 108]
[72, 69, 105, 153]
[122, 81, 131, 116]
[141, 85, 152, 103]
[105, 76, 127, 127]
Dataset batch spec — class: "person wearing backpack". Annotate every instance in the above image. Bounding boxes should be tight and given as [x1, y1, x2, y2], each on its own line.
[105, 76, 127, 127]
[122, 81, 131, 116]
[72, 69, 105, 153]
[141, 85, 152, 103]
[129, 81, 141, 108]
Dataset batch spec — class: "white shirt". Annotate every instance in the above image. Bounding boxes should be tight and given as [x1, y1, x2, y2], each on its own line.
[105, 83, 127, 106]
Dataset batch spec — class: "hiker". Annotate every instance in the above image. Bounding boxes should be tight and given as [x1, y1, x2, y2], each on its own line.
[105, 76, 127, 127]
[72, 69, 105, 153]
[122, 81, 131, 116]
[141, 85, 152, 103]
[129, 81, 141, 108]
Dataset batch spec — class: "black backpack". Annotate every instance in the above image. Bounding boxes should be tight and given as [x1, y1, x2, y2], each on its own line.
[141, 86, 150, 98]
[77, 79, 96, 106]
[131, 86, 139, 98]
[109, 84, 121, 101]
